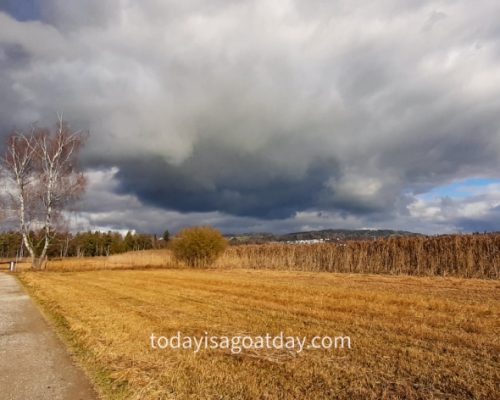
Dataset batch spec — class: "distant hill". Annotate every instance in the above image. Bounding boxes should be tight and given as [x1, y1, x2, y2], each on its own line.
[226, 229, 421, 244]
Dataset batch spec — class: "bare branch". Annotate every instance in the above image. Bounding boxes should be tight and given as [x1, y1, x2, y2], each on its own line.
[0, 118, 88, 269]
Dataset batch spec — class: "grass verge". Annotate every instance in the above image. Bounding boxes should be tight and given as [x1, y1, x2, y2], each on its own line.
[17, 273, 131, 399]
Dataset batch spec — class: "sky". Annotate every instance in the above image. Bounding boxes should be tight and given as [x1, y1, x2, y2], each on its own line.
[0, 0, 499, 234]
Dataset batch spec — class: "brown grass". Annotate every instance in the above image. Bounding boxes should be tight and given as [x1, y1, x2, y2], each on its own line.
[39, 233, 500, 278]
[19, 269, 499, 400]
[39, 250, 178, 272]
[219, 234, 500, 278]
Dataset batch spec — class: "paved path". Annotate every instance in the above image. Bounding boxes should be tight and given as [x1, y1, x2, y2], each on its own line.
[0, 273, 98, 400]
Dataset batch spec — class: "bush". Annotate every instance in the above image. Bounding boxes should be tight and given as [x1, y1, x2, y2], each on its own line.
[170, 226, 227, 267]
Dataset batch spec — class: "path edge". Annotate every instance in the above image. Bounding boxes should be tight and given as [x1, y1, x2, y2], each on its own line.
[15, 272, 131, 400]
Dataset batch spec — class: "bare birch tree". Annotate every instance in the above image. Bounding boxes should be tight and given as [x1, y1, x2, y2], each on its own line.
[1, 118, 87, 269]
[2, 131, 38, 263]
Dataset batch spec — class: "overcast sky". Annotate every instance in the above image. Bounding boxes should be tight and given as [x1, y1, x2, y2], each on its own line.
[1, 0, 499, 234]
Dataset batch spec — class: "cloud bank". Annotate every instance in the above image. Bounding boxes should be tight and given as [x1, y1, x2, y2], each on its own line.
[1, 0, 499, 233]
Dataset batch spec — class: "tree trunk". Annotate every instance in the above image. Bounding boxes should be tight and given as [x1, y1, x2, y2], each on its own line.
[18, 192, 37, 269]
[32, 256, 45, 270]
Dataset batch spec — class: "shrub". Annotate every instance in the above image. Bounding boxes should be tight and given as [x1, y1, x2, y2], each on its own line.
[170, 226, 227, 267]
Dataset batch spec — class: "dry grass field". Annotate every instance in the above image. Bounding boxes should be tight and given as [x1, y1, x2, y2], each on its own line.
[9, 250, 177, 272]
[18, 268, 499, 400]
[34, 233, 500, 278]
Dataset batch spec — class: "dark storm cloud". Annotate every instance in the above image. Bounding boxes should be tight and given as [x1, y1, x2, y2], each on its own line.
[1, 0, 500, 232]
[115, 146, 339, 219]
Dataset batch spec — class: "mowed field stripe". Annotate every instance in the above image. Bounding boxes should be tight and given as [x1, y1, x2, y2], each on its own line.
[19, 269, 500, 400]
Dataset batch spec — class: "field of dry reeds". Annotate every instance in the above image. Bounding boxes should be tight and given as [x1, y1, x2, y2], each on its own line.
[219, 233, 500, 278]
[38, 233, 500, 279]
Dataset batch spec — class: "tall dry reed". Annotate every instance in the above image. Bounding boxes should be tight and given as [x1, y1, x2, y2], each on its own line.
[217, 234, 500, 278]
[41, 234, 499, 278]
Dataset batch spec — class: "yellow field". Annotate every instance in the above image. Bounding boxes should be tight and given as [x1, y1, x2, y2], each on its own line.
[31, 232, 500, 279]
[7, 250, 176, 272]
[19, 268, 499, 400]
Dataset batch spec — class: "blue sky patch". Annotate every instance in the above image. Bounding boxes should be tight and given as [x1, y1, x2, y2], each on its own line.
[0, 0, 40, 22]
[420, 177, 500, 200]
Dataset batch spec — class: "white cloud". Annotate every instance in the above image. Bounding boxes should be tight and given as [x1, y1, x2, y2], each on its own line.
[1, 1, 499, 233]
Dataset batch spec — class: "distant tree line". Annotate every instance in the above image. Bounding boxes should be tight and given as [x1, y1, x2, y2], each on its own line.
[0, 230, 168, 259]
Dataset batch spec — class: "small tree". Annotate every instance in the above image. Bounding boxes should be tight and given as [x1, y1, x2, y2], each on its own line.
[170, 226, 227, 267]
[1, 117, 87, 269]
[124, 231, 135, 251]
